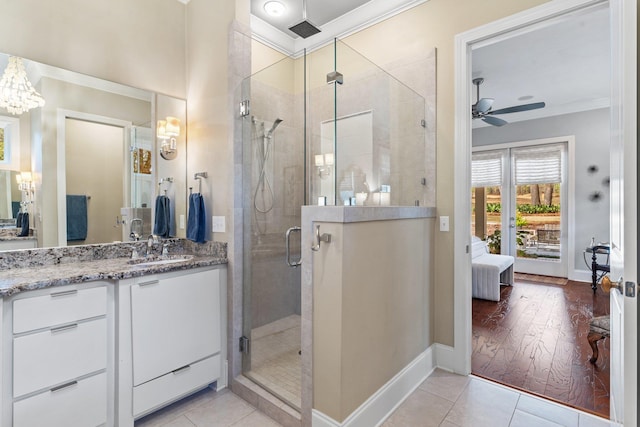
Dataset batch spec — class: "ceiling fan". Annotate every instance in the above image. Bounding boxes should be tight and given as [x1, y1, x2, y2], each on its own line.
[471, 77, 546, 127]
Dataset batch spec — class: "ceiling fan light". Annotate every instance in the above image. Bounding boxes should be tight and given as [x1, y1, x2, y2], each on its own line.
[264, 1, 286, 17]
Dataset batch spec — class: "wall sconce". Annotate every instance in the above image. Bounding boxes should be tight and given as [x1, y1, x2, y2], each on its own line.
[157, 116, 180, 160]
[315, 152, 334, 179]
[16, 171, 33, 193]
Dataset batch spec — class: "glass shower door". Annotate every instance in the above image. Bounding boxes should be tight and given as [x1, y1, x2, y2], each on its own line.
[241, 53, 304, 410]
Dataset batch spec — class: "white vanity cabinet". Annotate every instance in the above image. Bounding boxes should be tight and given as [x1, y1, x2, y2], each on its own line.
[117, 266, 227, 425]
[2, 282, 112, 427]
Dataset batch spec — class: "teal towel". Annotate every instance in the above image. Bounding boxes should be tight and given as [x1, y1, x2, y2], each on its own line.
[18, 212, 29, 237]
[187, 193, 206, 243]
[153, 195, 175, 238]
[66, 195, 88, 241]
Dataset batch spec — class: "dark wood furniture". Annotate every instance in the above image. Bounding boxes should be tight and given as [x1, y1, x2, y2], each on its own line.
[588, 244, 610, 293]
[588, 315, 610, 363]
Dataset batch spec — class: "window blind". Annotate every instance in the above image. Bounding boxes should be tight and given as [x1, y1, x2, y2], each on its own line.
[472, 151, 503, 187]
[512, 144, 563, 185]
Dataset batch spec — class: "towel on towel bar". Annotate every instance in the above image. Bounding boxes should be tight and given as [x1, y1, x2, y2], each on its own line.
[187, 193, 206, 243]
[153, 195, 175, 238]
[18, 212, 29, 237]
[66, 195, 88, 241]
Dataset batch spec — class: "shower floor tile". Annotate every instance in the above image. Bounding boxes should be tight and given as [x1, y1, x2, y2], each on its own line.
[247, 314, 301, 409]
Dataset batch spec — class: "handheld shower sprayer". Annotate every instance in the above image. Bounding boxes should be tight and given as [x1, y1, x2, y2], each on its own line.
[253, 117, 284, 216]
[266, 118, 283, 139]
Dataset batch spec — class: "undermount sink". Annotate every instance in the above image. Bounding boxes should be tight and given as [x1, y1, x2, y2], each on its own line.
[129, 254, 194, 267]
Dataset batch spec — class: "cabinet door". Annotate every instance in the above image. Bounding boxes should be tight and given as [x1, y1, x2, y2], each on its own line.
[131, 269, 221, 386]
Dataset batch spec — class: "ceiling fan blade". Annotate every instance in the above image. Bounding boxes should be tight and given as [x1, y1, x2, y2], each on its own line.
[482, 116, 508, 127]
[489, 102, 546, 115]
[475, 98, 494, 114]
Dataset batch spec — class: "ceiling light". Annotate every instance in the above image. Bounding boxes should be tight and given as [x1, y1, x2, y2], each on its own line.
[264, 1, 286, 17]
[0, 57, 45, 115]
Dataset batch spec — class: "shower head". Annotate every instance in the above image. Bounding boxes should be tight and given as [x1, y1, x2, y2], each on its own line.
[288, 0, 320, 39]
[265, 118, 283, 138]
[289, 20, 321, 38]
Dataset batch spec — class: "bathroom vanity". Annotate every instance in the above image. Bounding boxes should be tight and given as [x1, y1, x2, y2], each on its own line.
[0, 240, 227, 427]
[0, 229, 37, 251]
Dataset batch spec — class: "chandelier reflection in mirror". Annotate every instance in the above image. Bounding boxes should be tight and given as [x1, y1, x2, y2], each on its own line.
[157, 116, 180, 160]
[0, 57, 45, 115]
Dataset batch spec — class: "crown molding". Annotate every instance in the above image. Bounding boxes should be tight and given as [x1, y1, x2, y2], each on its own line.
[251, 0, 429, 56]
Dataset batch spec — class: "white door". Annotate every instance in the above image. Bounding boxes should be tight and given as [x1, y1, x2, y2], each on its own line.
[472, 141, 568, 278]
[608, 0, 637, 425]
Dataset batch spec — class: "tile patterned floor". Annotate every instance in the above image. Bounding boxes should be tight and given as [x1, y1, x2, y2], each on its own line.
[135, 370, 610, 427]
[134, 388, 280, 427]
[245, 315, 301, 409]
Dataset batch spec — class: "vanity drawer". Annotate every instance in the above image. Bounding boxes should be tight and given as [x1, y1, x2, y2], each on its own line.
[13, 318, 107, 397]
[13, 372, 107, 427]
[133, 354, 220, 417]
[13, 285, 107, 333]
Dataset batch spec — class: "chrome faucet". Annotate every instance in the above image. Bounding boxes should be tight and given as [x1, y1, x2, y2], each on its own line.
[147, 234, 159, 256]
[129, 218, 143, 241]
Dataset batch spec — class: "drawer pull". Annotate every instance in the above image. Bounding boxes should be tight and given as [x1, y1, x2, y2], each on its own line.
[138, 280, 159, 287]
[50, 323, 78, 334]
[50, 289, 78, 298]
[172, 364, 191, 374]
[50, 380, 78, 393]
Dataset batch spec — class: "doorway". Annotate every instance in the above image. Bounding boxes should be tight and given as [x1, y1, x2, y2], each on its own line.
[452, 0, 622, 420]
[57, 110, 133, 247]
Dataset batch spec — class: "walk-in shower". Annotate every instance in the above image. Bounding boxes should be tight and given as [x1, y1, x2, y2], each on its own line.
[240, 39, 433, 413]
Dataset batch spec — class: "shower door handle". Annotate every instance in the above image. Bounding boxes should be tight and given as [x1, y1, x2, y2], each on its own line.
[286, 226, 302, 267]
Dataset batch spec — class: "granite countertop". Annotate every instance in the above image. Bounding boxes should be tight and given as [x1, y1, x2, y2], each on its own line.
[0, 239, 228, 297]
[0, 228, 36, 241]
[0, 235, 37, 241]
[0, 254, 226, 297]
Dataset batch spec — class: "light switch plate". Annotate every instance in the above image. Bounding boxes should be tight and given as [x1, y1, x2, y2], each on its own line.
[179, 214, 185, 229]
[439, 216, 449, 232]
[212, 216, 225, 233]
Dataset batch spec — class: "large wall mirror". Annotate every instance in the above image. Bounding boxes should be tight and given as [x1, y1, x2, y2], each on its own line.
[0, 54, 187, 250]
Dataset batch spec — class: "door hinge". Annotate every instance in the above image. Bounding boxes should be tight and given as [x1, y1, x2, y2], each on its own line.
[326, 70, 343, 85]
[239, 100, 250, 117]
[239, 336, 250, 354]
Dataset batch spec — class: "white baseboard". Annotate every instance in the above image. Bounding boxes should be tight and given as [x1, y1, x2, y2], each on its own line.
[312, 345, 436, 427]
[569, 268, 594, 283]
[434, 343, 458, 373]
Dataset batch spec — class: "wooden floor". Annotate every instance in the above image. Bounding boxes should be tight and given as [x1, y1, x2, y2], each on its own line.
[472, 276, 610, 418]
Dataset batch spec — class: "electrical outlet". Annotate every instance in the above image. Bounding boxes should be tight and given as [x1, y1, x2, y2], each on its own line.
[439, 216, 449, 232]
[212, 216, 225, 233]
[179, 214, 185, 229]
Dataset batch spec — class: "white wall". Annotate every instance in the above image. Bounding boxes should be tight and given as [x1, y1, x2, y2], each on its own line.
[473, 108, 610, 276]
